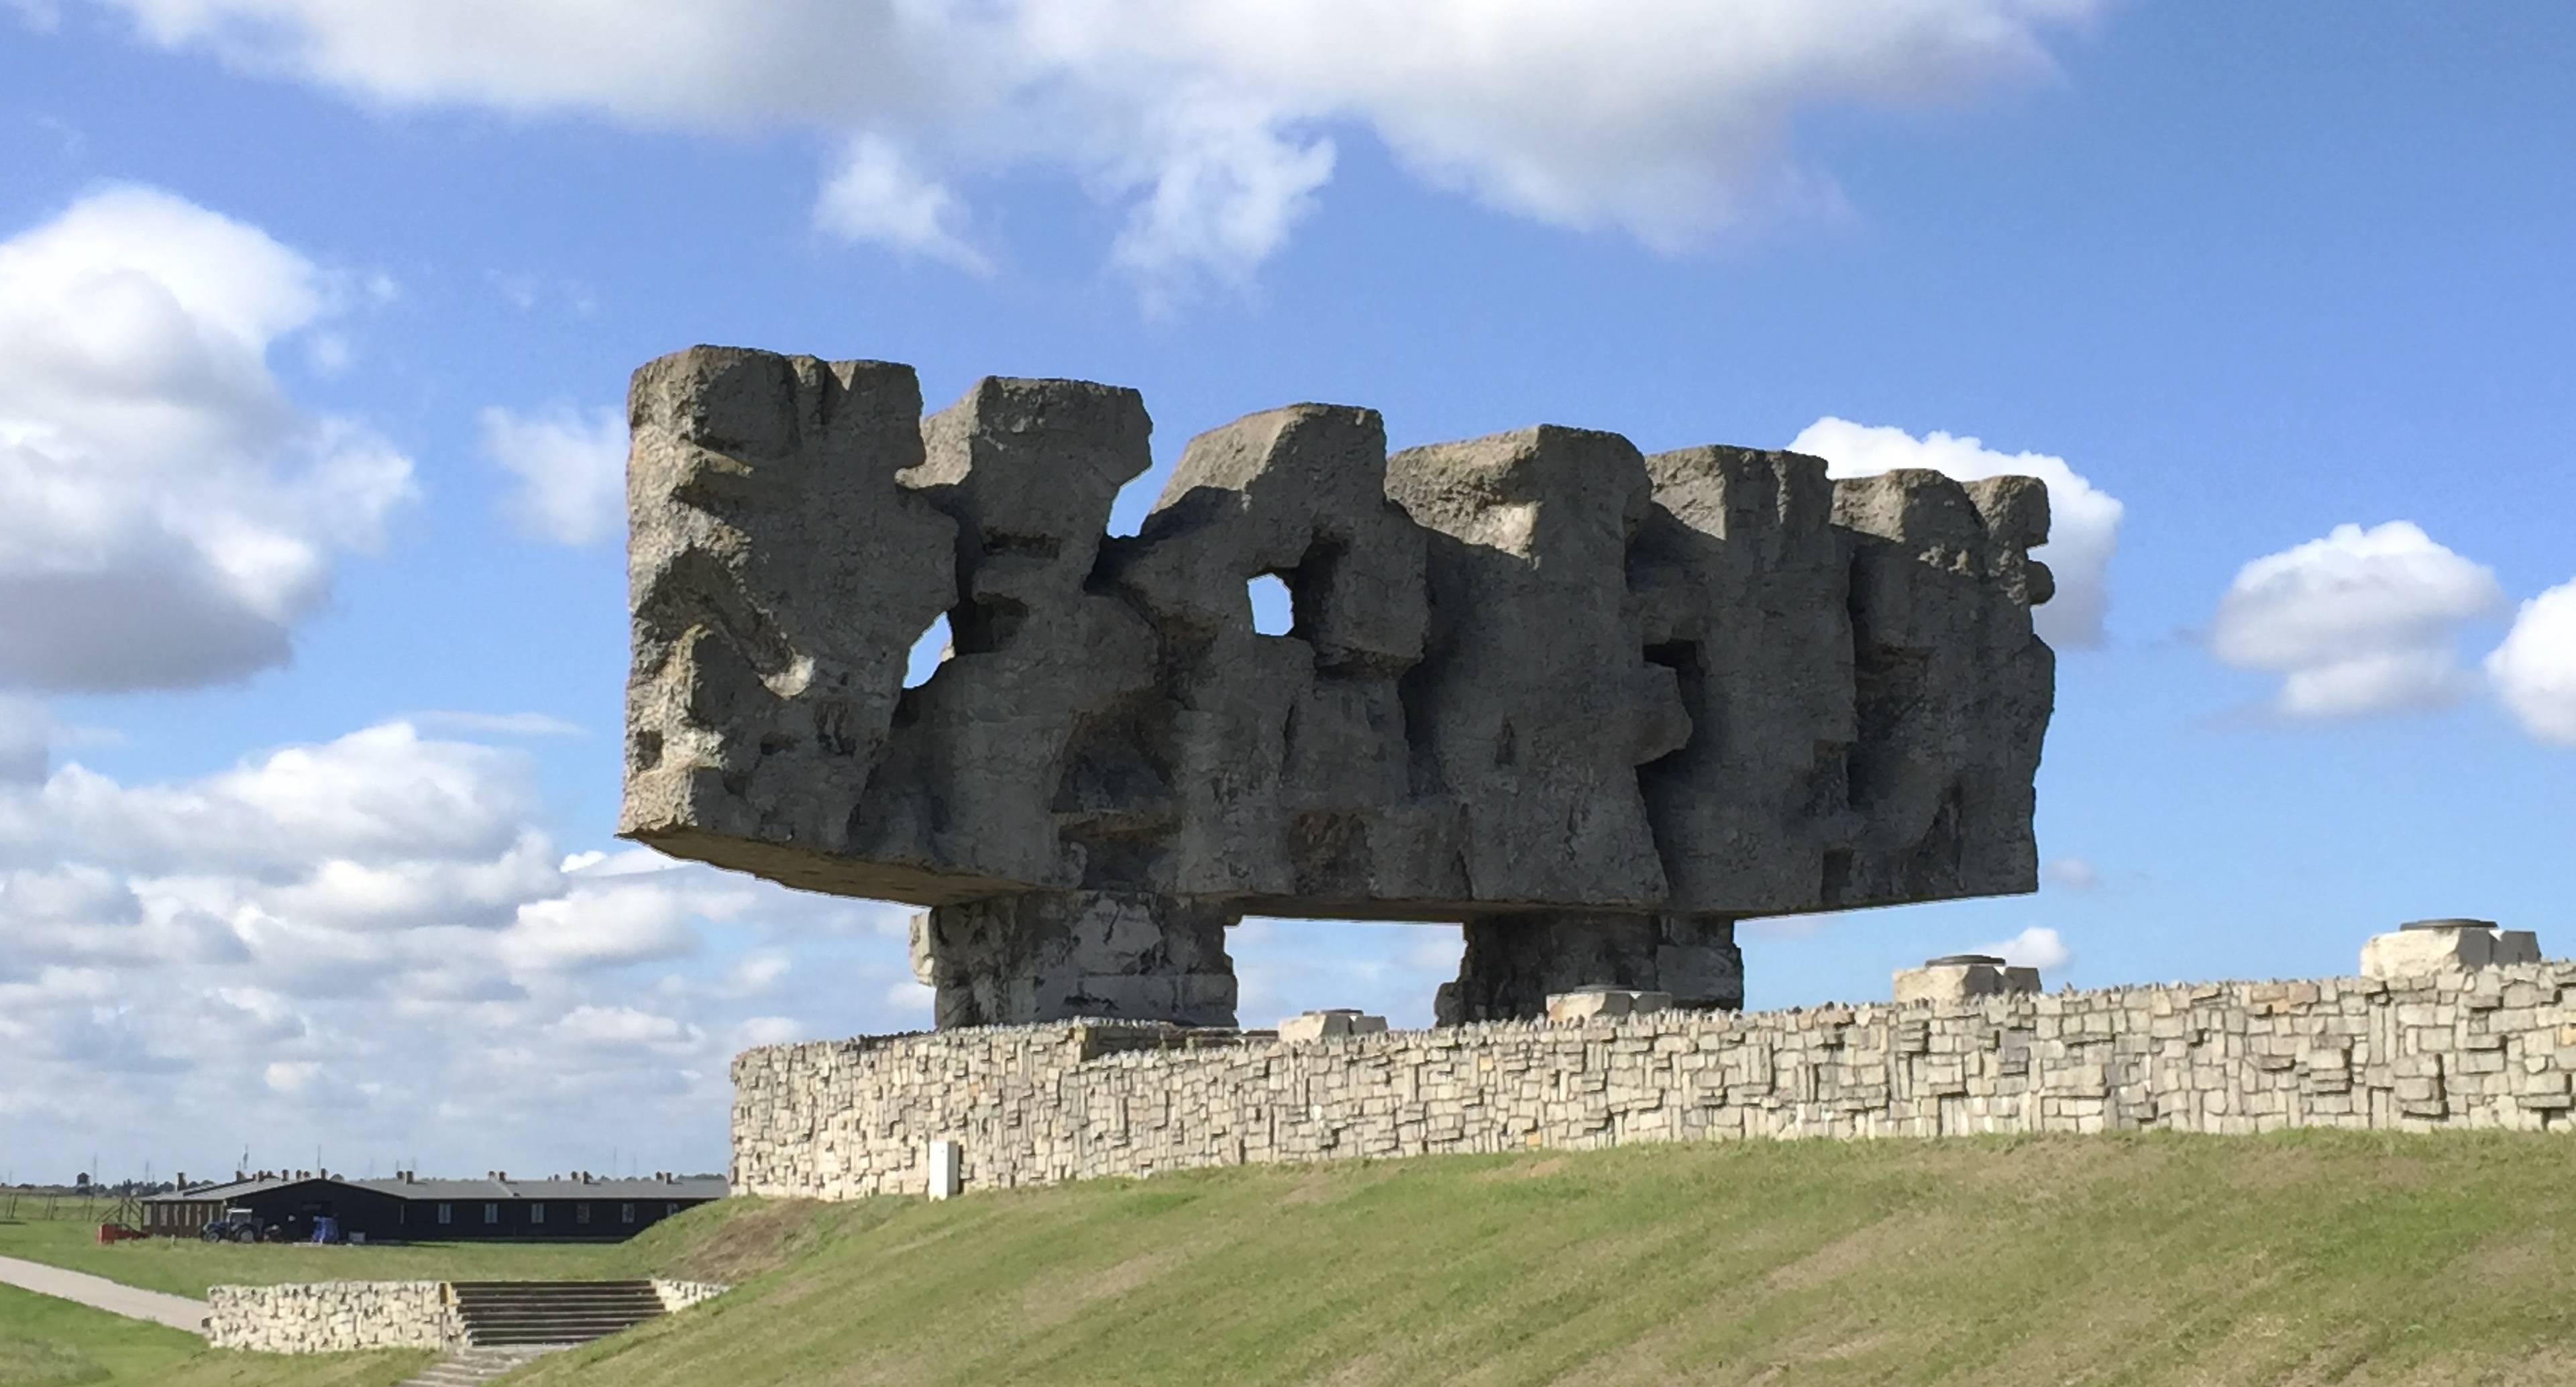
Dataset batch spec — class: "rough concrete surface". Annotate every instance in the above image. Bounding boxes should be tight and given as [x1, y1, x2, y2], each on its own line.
[621, 347, 2056, 1026]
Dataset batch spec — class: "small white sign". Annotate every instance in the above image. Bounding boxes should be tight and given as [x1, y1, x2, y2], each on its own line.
[927, 1139, 963, 1200]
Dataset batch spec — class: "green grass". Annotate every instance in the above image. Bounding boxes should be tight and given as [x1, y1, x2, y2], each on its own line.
[15, 1137, 2576, 1384]
[0, 1214, 731, 1300]
[0, 1284, 427, 1387]
[500, 1133, 2576, 1387]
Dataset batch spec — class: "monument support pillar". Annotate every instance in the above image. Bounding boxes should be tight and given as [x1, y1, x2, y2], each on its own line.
[1437, 912, 1741, 1023]
[909, 891, 1240, 1029]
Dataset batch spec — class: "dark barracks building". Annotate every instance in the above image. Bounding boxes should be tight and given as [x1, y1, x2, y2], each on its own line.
[140, 1170, 727, 1243]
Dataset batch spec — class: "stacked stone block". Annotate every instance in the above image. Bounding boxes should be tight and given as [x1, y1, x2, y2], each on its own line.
[205, 1282, 456, 1353]
[651, 1280, 730, 1314]
[732, 962, 2576, 1201]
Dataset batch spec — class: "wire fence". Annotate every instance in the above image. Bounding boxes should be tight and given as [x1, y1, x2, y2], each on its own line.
[0, 1192, 133, 1223]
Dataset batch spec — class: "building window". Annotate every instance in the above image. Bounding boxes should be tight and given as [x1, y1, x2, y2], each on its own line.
[437, 1203, 452, 1225]
[665, 1203, 678, 1217]
[530, 1204, 546, 1225]
[621, 1203, 634, 1224]
[576, 1203, 590, 1225]
[484, 1203, 499, 1225]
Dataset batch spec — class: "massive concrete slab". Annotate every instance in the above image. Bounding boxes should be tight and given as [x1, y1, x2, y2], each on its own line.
[620, 346, 2056, 1024]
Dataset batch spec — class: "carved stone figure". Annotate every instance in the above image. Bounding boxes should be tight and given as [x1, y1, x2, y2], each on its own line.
[622, 346, 2056, 1028]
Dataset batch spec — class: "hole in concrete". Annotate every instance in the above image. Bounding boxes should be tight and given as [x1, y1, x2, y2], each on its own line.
[903, 614, 953, 689]
[1248, 573, 1293, 636]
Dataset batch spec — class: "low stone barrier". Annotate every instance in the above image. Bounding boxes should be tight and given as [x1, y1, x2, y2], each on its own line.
[207, 1278, 730, 1353]
[205, 1280, 455, 1352]
[652, 1279, 728, 1313]
[733, 962, 2576, 1201]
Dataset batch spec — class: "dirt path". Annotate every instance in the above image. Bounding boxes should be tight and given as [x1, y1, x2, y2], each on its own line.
[0, 1253, 209, 1333]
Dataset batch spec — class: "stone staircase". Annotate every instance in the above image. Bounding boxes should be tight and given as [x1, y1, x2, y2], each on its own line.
[392, 1280, 669, 1385]
[450, 1280, 667, 1347]
[397, 1345, 557, 1387]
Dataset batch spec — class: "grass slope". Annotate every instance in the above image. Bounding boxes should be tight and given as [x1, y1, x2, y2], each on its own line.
[0, 1284, 427, 1387]
[0, 1218, 689, 1300]
[506, 1133, 2576, 1387]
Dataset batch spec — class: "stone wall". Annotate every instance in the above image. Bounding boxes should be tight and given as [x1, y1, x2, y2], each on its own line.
[653, 1280, 729, 1313]
[205, 1281, 455, 1353]
[733, 962, 2576, 1201]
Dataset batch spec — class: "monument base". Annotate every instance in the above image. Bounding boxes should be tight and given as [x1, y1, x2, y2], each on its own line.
[910, 891, 1240, 1028]
[1437, 912, 1741, 1023]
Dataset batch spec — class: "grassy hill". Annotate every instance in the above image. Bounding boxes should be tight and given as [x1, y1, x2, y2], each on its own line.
[10, 1134, 2576, 1385]
[498, 1132, 2576, 1387]
[0, 1213, 716, 1301]
[0, 1284, 429, 1387]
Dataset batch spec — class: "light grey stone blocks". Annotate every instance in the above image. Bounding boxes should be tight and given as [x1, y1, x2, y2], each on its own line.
[731, 961, 2576, 1203]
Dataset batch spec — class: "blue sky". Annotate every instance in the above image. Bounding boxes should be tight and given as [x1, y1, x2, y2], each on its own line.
[1, 2, 2569, 1183]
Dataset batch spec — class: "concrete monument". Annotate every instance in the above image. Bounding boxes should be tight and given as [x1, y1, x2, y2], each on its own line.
[621, 347, 2056, 1027]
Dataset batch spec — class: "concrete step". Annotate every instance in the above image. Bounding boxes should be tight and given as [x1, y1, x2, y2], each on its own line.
[396, 1346, 557, 1387]
[449, 1279, 666, 1349]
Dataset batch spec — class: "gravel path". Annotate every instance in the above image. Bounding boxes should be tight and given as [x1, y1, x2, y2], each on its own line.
[0, 1254, 209, 1333]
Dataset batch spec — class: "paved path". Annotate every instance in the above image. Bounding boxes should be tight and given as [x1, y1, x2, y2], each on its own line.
[0, 1254, 209, 1333]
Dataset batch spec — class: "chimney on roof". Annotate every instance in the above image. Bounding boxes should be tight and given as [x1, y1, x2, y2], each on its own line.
[175, 1172, 186, 1188]
[497, 1171, 507, 1182]
[234, 1169, 245, 1182]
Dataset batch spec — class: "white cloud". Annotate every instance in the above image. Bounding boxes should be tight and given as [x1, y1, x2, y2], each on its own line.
[1787, 417, 2123, 648]
[2041, 856, 2098, 892]
[411, 710, 585, 738]
[2210, 522, 2504, 720]
[479, 403, 626, 547]
[720, 950, 792, 999]
[2487, 579, 2576, 748]
[0, 184, 415, 692]
[732, 1015, 806, 1048]
[0, 720, 916, 1179]
[0, 696, 53, 782]
[89, 0, 2101, 294]
[814, 134, 994, 274]
[1976, 925, 2071, 973]
[1230, 918, 1461, 1030]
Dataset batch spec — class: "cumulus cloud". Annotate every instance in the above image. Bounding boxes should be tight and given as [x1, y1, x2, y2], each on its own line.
[1787, 418, 2123, 648]
[0, 696, 54, 782]
[814, 134, 994, 274]
[411, 710, 585, 738]
[0, 720, 916, 1179]
[87, 0, 2102, 294]
[2210, 522, 2504, 720]
[0, 184, 415, 691]
[479, 403, 626, 547]
[1976, 925, 2071, 973]
[2487, 579, 2576, 748]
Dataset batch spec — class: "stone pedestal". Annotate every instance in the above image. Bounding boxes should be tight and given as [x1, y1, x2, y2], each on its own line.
[1276, 1009, 1389, 1043]
[908, 891, 1239, 1028]
[1545, 987, 1674, 1022]
[2360, 918, 2540, 979]
[1436, 912, 1741, 1023]
[1892, 954, 2042, 1005]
